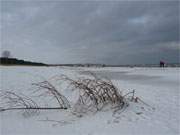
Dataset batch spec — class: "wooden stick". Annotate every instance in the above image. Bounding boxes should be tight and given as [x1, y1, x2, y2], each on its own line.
[0, 107, 67, 112]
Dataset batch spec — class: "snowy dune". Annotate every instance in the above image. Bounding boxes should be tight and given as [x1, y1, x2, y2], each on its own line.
[0, 66, 179, 135]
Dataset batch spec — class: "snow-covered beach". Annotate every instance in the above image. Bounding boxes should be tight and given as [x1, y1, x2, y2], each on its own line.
[0, 66, 179, 135]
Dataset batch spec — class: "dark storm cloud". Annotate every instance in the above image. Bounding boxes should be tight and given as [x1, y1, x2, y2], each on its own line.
[1, 1, 179, 64]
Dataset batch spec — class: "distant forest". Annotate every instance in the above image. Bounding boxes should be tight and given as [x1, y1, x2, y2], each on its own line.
[0, 57, 47, 66]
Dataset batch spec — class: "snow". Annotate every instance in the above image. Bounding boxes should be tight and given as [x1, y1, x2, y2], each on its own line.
[0, 66, 179, 135]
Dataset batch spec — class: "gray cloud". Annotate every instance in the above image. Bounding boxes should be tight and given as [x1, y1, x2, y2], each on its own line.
[1, 1, 179, 64]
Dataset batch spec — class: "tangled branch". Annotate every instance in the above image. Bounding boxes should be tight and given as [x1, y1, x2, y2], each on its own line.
[58, 73, 125, 114]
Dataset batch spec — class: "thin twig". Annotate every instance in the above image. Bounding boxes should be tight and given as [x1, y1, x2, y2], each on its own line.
[0, 107, 67, 112]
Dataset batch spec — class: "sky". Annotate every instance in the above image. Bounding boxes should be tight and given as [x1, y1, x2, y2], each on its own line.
[1, 0, 179, 65]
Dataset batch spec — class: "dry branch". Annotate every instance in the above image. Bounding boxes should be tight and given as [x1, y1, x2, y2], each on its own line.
[57, 73, 126, 114]
[0, 91, 40, 116]
[0, 107, 67, 112]
[32, 80, 70, 109]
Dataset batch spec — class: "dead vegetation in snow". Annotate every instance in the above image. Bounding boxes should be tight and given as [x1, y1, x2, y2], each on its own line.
[0, 72, 139, 117]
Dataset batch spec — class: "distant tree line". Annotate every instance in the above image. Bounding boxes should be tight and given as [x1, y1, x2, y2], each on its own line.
[0, 57, 47, 66]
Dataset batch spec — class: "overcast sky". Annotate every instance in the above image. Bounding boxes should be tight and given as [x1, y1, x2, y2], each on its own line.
[1, 0, 179, 64]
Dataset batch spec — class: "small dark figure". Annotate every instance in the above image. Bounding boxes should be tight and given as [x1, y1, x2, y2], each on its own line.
[160, 61, 165, 67]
